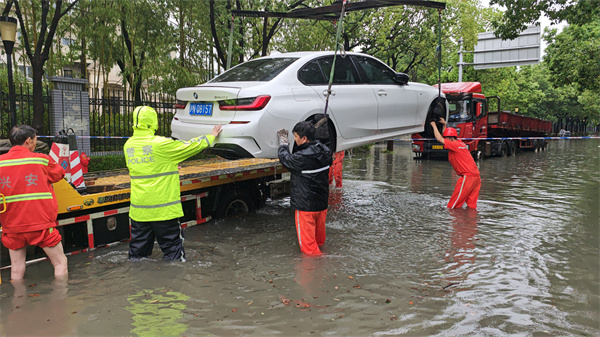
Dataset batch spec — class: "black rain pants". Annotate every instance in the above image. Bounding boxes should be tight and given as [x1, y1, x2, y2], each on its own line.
[129, 218, 185, 261]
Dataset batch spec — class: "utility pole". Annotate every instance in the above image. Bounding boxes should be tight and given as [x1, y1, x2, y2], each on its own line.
[458, 38, 464, 83]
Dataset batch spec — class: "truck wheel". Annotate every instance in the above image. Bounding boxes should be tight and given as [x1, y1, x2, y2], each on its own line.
[500, 142, 508, 157]
[476, 142, 485, 160]
[215, 190, 254, 218]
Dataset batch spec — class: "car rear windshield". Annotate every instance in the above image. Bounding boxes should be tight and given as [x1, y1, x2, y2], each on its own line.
[210, 57, 298, 82]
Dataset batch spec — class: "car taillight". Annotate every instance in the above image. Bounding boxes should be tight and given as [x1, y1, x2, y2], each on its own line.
[219, 95, 271, 111]
[174, 100, 187, 110]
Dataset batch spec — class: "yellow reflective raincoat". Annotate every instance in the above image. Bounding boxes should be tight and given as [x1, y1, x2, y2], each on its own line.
[124, 106, 215, 221]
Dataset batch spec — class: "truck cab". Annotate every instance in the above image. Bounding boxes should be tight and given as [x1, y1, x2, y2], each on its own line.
[412, 82, 551, 159]
[412, 82, 486, 157]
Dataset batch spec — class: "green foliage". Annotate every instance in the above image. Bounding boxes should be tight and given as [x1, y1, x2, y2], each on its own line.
[88, 154, 127, 172]
[490, 0, 600, 39]
[6, 0, 597, 138]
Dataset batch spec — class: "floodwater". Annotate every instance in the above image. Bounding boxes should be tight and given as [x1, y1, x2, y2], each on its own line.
[1, 139, 598, 336]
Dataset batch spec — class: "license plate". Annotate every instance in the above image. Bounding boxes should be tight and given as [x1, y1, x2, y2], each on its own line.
[189, 102, 213, 116]
[432, 145, 444, 150]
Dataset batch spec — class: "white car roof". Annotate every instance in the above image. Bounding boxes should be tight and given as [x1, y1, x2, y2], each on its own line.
[258, 51, 368, 61]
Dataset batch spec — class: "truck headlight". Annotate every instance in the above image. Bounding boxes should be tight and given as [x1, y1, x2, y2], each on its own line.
[412, 144, 421, 151]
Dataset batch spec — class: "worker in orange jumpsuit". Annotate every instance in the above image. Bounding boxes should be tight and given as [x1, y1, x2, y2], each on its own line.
[328, 151, 344, 187]
[0, 125, 67, 280]
[431, 118, 481, 209]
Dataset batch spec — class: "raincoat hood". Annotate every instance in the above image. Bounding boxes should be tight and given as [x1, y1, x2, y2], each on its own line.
[132, 106, 158, 134]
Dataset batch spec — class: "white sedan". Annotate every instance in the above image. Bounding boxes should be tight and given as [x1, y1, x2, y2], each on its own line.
[171, 51, 447, 159]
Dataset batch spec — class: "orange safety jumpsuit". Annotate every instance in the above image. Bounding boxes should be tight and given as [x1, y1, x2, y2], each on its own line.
[444, 139, 481, 209]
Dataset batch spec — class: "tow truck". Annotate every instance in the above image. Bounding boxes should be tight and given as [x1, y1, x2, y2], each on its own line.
[1, 157, 288, 267]
[411, 82, 552, 158]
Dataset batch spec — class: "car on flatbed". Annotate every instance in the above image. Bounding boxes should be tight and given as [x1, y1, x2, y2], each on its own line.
[172, 51, 448, 159]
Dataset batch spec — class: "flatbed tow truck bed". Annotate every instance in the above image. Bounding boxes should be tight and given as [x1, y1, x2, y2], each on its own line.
[1, 158, 287, 268]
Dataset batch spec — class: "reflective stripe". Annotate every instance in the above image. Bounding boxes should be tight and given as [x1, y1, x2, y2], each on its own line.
[0, 157, 49, 167]
[5, 192, 54, 203]
[451, 176, 467, 208]
[130, 171, 179, 180]
[130, 200, 181, 209]
[301, 165, 330, 174]
[199, 135, 211, 146]
[296, 210, 302, 247]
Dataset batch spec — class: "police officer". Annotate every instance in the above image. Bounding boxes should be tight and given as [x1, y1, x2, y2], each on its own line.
[124, 106, 222, 261]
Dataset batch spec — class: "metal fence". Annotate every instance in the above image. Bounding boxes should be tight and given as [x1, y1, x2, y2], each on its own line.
[89, 89, 175, 153]
[1, 86, 175, 153]
[0, 83, 52, 139]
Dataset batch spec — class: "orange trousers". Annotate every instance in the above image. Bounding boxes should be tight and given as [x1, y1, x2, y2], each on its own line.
[448, 175, 481, 209]
[329, 151, 345, 187]
[295, 209, 327, 255]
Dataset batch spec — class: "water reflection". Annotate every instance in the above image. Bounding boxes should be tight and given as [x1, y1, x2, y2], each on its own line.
[442, 208, 479, 290]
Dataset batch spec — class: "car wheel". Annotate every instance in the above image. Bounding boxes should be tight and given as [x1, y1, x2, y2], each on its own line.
[309, 116, 336, 152]
[419, 98, 447, 139]
[215, 190, 254, 218]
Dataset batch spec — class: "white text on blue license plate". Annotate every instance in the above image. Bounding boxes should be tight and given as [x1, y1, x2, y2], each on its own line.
[190, 103, 213, 116]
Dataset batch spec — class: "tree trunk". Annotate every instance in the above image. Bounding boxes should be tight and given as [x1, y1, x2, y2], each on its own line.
[31, 61, 46, 133]
[209, 0, 227, 69]
[261, 17, 268, 56]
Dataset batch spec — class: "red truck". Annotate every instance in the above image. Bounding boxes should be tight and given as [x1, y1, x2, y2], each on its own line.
[411, 82, 552, 159]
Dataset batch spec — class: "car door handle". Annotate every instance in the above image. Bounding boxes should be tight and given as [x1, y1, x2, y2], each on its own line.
[377, 90, 387, 96]
[323, 90, 336, 97]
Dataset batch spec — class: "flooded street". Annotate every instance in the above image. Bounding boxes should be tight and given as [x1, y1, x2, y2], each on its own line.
[1, 139, 598, 336]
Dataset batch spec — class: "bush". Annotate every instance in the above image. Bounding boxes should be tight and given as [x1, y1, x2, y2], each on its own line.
[88, 155, 127, 172]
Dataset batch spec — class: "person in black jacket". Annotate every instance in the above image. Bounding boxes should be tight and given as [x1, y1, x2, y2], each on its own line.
[278, 121, 332, 255]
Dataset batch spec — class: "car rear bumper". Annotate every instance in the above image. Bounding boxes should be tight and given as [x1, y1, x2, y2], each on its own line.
[171, 118, 277, 159]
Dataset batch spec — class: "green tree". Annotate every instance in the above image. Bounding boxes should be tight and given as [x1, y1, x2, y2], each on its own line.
[3, 0, 79, 133]
[544, 21, 600, 133]
[490, 0, 599, 39]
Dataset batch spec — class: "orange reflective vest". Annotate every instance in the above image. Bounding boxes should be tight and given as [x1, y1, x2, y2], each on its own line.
[0, 146, 65, 233]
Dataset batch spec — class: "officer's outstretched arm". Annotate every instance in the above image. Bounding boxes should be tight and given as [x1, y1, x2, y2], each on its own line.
[160, 134, 216, 163]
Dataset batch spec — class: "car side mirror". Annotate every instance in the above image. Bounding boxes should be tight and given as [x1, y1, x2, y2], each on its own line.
[394, 73, 409, 86]
[476, 102, 482, 117]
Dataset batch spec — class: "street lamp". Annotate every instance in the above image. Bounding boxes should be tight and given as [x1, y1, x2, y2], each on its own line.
[0, 16, 18, 127]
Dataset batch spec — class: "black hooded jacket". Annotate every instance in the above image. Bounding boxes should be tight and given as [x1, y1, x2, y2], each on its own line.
[278, 140, 333, 212]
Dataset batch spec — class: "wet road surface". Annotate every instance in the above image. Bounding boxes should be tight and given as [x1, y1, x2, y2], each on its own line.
[1, 139, 598, 336]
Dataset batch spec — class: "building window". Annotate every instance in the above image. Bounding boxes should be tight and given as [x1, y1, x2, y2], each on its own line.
[62, 38, 75, 46]
[18, 65, 33, 79]
[63, 69, 73, 78]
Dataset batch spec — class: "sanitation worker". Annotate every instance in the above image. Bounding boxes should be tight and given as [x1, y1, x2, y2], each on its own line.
[277, 121, 332, 255]
[124, 106, 222, 261]
[430, 118, 481, 209]
[0, 125, 68, 280]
